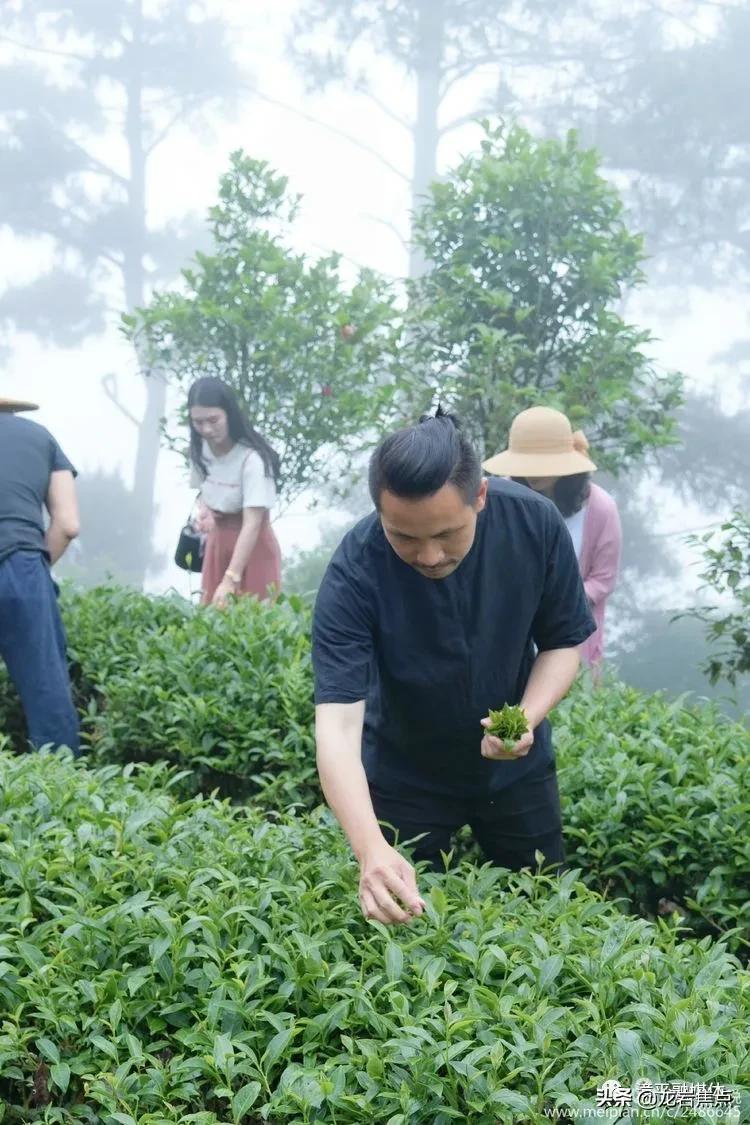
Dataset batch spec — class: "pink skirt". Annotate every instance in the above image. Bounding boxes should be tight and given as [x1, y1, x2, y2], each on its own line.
[200, 510, 281, 605]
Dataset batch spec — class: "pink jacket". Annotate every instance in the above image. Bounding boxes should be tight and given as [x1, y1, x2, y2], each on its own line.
[578, 483, 622, 666]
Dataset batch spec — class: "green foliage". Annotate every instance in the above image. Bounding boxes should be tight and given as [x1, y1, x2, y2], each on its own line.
[0, 586, 319, 811]
[77, 589, 318, 810]
[485, 704, 528, 747]
[3, 585, 749, 954]
[406, 122, 684, 466]
[681, 512, 750, 688]
[555, 679, 750, 954]
[0, 749, 748, 1123]
[132, 152, 406, 508]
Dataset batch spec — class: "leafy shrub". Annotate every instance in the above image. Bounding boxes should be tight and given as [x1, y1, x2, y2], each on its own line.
[0, 750, 748, 1124]
[555, 680, 750, 954]
[0, 585, 190, 751]
[0, 586, 319, 812]
[81, 592, 318, 810]
[682, 511, 750, 687]
[2, 585, 749, 953]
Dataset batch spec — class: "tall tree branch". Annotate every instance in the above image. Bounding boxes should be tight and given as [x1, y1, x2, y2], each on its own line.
[144, 99, 203, 156]
[102, 373, 140, 427]
[0, 33, 90, 65]
[48, 125, 126, 186]
[356, 88, 412, 131]
[243, 84, 410, 184]
[439, 110, 484, 136]
[362, 213, 409, 250]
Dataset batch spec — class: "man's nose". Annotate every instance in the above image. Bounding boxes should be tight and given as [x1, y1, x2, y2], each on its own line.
[416, 542, 445, 568]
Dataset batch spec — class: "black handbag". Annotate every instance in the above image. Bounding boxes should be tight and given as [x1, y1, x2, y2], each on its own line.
[174, 517, 204, 573]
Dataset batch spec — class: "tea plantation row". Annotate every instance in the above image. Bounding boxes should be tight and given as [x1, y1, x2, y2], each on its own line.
[0, 586, 747, 954]
[0, 748, 748, 1123]
[1, 587, 749, 1121]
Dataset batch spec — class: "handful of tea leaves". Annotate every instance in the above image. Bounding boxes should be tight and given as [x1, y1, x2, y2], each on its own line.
[485, 703, 529, 750]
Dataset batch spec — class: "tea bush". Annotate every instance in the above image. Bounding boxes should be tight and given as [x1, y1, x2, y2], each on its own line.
[0, 750, 748, 1124]
[0, 586, 190, 749]
[82, 593, 318, 811]
[1, 586, 748, 949]
[0, 586, 319, 812]
[555, 681, 750, 954]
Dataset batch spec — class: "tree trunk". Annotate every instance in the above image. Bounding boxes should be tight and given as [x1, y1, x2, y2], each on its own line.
[123, 0, 165, 587]
[409, 0, 445, 278]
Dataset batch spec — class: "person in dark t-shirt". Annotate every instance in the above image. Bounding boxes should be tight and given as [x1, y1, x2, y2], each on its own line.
[312, 407, 595, 926]
[0, 396, 80, 753]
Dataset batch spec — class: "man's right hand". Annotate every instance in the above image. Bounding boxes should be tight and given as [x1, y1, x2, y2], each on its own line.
[358, 838, 426, 925]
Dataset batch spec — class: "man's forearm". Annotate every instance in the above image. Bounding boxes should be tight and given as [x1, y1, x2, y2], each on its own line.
[316, 705, 384, 860]
[521, 647, 580, 728]
[46, 521, 74, 565]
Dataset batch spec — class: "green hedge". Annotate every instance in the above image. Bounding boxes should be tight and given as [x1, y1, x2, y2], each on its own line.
[0, 586, 319, 812]
[1, 586, 749, 951]
[555, 680, 750, 955]
[0, 750, 748, 1124]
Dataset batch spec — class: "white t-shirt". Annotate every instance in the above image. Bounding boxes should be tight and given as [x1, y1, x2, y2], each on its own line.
[564, 504, 587, 560]
[191, 441, 276, 514]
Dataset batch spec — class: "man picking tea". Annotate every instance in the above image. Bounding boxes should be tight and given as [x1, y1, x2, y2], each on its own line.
[312, 408, 595, 925]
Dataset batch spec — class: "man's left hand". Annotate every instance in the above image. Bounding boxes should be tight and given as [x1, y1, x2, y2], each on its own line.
[480, 717, 534, 760]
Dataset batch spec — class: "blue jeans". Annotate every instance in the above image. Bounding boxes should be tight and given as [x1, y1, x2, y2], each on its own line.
[0, 550, 79, 754]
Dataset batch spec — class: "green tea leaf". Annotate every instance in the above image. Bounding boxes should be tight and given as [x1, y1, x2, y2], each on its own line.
[385, 942, 404, 982]
[262, 1027, 294, 1071]
[232, 1081, 262, 1119]
[49, 1062, 70, 1092]
[212, 1033, 234, 1072]
[687, 1028, 719, 1058]
[538, 954, 564, 991]
[36, 1038, 60, 1065]
[614, 1027, 642, 1068]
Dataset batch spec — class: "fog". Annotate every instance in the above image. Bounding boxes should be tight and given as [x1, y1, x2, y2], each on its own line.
[1, 0, 748, 709]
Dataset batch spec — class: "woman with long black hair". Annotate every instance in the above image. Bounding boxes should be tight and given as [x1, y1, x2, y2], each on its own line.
[187, 377, 281, 607]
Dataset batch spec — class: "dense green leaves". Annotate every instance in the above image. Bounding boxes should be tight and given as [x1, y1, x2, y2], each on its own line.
[0, 585, 319, 810]
[406, 123, 684, 467]
[0, 750, 748, 1122]
[133, 152, 406, 509]
[2, 585, 748, 955]
[681, 512, 750, 687]
[485, 704, 529, 746]
[556, 679, 750, 954]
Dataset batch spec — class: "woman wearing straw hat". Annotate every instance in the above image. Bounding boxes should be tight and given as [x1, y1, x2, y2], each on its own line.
[483, 407, 622, 668]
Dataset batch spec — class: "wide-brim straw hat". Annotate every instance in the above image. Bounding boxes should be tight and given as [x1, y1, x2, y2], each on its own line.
[482, 406, 597, 477]
[0, 395, 39, 413]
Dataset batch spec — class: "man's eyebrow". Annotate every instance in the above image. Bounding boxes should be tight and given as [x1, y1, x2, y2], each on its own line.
[384, 525, 463, 539]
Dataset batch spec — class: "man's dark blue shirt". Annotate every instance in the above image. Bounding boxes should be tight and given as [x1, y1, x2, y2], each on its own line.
[312, 478, 595, 797]
[0, 414, 76, 565]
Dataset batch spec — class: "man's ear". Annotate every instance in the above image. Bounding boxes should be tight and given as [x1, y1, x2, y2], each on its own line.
[474, 476, 489, 514]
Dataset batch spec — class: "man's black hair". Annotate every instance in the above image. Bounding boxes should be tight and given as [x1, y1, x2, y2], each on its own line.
[368, 404, 482, 508]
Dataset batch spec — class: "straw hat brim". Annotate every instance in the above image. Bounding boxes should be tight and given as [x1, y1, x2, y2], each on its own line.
[482, 448, 597, 477]
[0, 396, 39, 413]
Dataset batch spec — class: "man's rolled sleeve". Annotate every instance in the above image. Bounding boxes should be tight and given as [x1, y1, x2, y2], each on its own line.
[312, 556, 374, 705]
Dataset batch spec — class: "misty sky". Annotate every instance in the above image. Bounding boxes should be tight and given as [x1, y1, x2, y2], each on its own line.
[1, 0, 748, 596]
